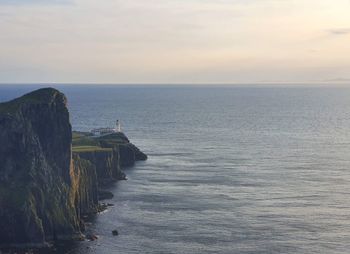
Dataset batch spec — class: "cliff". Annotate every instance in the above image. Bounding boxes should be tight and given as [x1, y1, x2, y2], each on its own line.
[72, 131, 147, 183]
[0, 88, 80, 247]
[71, 154, 99, 216]
[0, 88, 147, 248]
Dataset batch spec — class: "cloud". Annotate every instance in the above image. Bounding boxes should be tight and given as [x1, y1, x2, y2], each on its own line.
[1, 0, 350, 83]
[328, 28, 350, 36]
[323, 77, 350, 82]
[0, 0, 72, 5]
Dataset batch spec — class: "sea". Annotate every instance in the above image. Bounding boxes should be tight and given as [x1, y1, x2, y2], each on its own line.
[1, 84, 350, 254]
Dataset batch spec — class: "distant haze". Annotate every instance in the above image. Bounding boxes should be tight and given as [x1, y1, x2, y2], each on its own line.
[0, 0, 350, 84]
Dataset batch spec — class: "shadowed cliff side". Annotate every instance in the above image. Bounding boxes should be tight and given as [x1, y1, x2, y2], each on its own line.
[71, 154, 99, 216]
[0, 88, 81, 247]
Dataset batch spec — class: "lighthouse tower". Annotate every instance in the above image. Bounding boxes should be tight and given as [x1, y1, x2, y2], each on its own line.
[116, 120, 121, 132]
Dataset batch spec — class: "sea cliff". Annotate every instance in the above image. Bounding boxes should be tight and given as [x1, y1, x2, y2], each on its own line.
[0, 88, 147, 248]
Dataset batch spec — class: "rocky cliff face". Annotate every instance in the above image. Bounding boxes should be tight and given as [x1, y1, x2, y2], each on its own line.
[75, 149, 123, 182]
[73, 132, 147, 182]
[120, 143, 148, 167]
[0, 88, 147, 248]
[71, 154, 98, 216]
[0, 88, 80, 247]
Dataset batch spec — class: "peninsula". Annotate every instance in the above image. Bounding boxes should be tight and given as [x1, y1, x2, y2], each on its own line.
[0, 88, 147, 248]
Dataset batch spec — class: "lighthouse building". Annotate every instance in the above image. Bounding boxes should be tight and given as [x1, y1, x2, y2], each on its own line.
[91, 119, 121, 137]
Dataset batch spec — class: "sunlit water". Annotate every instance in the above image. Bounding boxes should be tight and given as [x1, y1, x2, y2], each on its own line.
[1, 85, 350, 254]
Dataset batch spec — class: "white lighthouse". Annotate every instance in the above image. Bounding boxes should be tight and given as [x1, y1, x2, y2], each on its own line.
[116, 119, 121, 132]
[91, 119, 122, 137]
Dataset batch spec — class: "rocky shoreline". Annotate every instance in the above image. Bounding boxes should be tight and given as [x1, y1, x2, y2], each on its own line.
[0, 88, 147, 251]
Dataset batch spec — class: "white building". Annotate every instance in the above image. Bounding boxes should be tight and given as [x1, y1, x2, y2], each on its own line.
[91, 119, 122, 137]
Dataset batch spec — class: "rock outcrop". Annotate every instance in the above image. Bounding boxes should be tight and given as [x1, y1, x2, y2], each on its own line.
[0, 88, 80, 247]
[72, 132, 147, 182]
[120, 143, 148, 167]
[0, 88, 147, 248]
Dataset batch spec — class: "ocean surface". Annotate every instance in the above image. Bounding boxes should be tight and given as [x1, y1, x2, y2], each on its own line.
[1, 84, 350, 254]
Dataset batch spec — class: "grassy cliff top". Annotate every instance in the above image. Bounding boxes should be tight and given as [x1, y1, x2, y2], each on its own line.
[72, 146, 112, 153]
[0, 88, 64, 115]
[97, 132, 129, 144]
[72, 131, 129, 153]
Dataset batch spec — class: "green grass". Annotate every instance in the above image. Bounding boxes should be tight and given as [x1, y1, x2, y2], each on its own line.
[97, 133, 129, 146]
[72, 130, 130, 155]
[99, 139, 125, 146]
[72, 131, 99, 146]
[72, 131, 92, 139]
[72, 131, 128, 150]
[72, 132, 85, 140]
[72, 146, 112, 153]
[0, 100, 23, 114]
[72, 137, 100, 147]
[0, 88, 62, 114]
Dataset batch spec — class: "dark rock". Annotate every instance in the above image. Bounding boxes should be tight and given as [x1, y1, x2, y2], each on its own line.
[79, 220, 86, 232]
[97, 203, 108, 213]
[85, 234, 98, 241]
[0, 88, 81, 247]
[118, 171, 127, 180]
[112, 230, 119, 236]
[119, 144, 136, 167]
[119, 143, 147, 167]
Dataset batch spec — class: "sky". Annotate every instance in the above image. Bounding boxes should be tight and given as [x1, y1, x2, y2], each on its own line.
[0, 0, 350, 84]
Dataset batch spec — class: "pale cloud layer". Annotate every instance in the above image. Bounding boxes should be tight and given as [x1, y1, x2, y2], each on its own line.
[0, 0, 350, 84]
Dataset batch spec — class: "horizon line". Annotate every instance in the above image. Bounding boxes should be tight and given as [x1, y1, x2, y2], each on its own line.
[0, 81, 350, 86]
